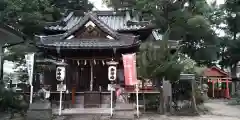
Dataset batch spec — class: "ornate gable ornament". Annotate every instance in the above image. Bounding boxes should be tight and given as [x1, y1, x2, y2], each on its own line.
[63, 12, 118, 40]
[74, 21, 111, 39]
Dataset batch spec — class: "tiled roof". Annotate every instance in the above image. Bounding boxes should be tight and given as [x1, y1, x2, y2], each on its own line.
[151, 29, 179, 48]
[44, 10, 153, 31]
[0, 23, 26, 46]
[37, 12, 140, 50]
[62, 12, 118, 40]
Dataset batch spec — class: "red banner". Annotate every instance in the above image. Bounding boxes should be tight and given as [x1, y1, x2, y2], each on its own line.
[122, 53, 137, 86]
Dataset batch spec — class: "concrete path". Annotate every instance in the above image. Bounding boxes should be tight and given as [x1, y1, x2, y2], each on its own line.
[204, 100, 240, 118]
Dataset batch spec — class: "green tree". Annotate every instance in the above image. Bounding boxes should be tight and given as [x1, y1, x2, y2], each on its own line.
[219, 0, 240, 77]
[137, 29, 184, 113]
[104, 0, 220, 66]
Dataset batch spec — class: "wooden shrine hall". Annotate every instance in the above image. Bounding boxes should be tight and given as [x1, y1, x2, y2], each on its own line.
[202, 66, 232, 99]
[35, 10, 162, 108]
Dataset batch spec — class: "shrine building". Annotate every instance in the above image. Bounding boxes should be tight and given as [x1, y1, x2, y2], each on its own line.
[35, 10, 175, 108]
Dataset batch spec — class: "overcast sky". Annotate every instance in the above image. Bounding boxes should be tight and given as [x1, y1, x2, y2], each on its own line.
[89, 0, 110, 10]
[207, 0, 225, 5]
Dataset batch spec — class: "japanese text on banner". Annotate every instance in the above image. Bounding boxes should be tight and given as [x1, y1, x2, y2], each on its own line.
[122, 53, 137, 86]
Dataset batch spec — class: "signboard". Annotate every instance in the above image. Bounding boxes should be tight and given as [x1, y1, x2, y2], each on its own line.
[57, 84, 66, 91]
[108, 84, 115, 91]
[122, 53, 137, 85]
[180, 74, 195, 80]
[25, 53, 35, 85]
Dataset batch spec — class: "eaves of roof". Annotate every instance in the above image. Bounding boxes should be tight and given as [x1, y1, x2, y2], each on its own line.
[0, 24, 27, 47]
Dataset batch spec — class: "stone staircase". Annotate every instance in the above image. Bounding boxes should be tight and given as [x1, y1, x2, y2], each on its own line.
[111, 103, 136, 119]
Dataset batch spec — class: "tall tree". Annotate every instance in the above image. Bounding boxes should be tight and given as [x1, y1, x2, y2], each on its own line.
[137, 29, 184, 113]
[219, 0, 240, 77]
[104, 0, 220, 66]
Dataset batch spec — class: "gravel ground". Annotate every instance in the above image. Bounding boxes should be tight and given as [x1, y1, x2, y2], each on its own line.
[2, 100, 240, 120]
[52, 100, 240, 120]
[52, 114, 240, 120]
[2, 113, 240, 120]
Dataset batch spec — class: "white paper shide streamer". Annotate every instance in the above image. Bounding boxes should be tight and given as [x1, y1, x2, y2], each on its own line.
[25, 53, 35, 104]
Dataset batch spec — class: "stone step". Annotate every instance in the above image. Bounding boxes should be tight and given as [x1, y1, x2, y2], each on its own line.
[111, 110, 135, 120]
[114, 103, 134, 111]
[52, 108, 111, 115]
[72, 104, 84, 108]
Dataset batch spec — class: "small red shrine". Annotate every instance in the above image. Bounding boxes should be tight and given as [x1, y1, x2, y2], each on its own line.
[202, 66, 231, 99]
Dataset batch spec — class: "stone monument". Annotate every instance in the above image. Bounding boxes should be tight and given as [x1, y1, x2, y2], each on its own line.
[201, 84, 209, 101]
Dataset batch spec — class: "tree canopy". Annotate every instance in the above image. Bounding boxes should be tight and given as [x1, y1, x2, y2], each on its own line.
[137, 29, 183, 82]
[104, 0, 220, 66]
[218, 0, 240, 77]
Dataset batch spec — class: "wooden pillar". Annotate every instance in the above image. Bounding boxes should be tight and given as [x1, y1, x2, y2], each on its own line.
[71, 64, 77, 105]
[225, 79, 230, 99]
[90, 61, 93, 91]
[72, 86, 76, 104]
[212, 80, 215, 98]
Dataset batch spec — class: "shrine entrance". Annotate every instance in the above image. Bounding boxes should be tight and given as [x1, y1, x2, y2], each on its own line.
[207, 78, 231, 98]
[68, 59, 110, 108]
[71, 60, 109, 92]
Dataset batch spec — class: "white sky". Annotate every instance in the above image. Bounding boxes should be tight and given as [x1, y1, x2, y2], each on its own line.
[89, 0, 110, 10]
[207, 0, 225, 5]
[4, 61, 14, 73]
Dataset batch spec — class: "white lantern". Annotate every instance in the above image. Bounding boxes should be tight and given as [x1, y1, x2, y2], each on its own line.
[56, 66, 65, 81]
[106, 60, 119, 81]
[108, 66, 117, 81]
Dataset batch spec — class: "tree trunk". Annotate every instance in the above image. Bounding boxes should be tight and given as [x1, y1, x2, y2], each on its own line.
[231, 63, 237, 78]
[142, 80, 146, 112]
[191, 78, 198, 113]
[158, 77, 164, 114]
[0, 46, 3, 84]
[231, 63, 238, 94]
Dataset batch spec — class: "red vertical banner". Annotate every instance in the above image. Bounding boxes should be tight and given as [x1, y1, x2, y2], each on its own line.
[122, 53, 137, 86]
